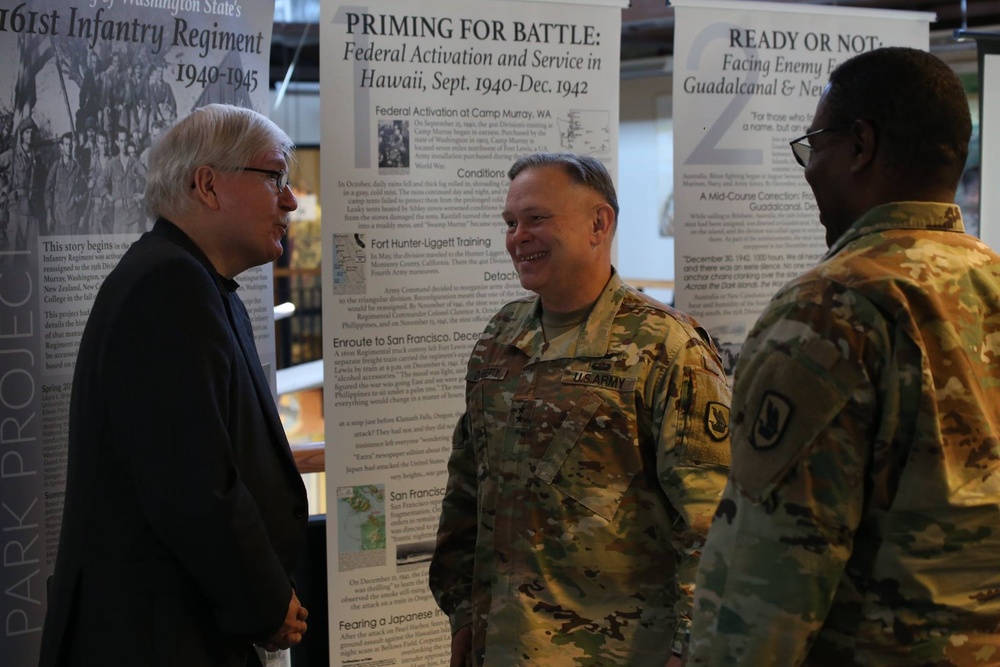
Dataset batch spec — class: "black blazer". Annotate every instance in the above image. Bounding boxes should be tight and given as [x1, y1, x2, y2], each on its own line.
[39, 219, 308, 667]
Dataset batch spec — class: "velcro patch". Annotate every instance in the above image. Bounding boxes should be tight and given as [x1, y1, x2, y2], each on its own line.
[507, 399, 534, 432]
[749, 391, 793, 449]
[730, 346, 865, 503]
[679, 367, 732, 467]
[705, 401, 730, 441]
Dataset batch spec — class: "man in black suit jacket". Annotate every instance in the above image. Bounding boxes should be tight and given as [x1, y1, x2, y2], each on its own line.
[39, 104, 309, 667]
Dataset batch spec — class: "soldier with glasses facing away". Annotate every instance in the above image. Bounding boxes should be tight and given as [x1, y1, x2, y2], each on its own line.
[688, 47, 1000, 666]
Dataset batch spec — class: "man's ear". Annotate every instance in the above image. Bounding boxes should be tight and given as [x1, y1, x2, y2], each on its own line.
[191, 165, 221, 211]
[850, 118, 877, 173]
[592, 202, 615, 244]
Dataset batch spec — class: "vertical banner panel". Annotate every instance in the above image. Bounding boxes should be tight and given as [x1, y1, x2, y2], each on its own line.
[671, 0, 931, 372]
[981, 50, 1000, 251]
[0, 2, 275, 664]
[320, 0, 624, 663]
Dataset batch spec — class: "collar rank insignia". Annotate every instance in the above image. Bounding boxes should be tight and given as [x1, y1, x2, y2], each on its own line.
[750, 391, 793, 449]
[706, 401, 730, 441]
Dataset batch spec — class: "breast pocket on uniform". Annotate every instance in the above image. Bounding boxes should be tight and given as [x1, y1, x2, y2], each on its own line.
[534, 390, 640, 522]
[466, 368, 508, 475]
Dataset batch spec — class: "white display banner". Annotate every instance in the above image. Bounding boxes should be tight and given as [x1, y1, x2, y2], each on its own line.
[0, 2, 276, 664]
[320, 0, 625, 663]
[982, 52, 1000, 251]
[672, 0, 931, 373]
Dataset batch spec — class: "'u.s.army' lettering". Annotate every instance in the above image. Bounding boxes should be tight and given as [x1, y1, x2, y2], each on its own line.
[563, 371, 637, 392]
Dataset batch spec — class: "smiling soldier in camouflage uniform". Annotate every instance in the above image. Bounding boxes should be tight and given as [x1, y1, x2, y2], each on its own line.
[688, 48, 1000, 666]
[430, 152, 731, 666]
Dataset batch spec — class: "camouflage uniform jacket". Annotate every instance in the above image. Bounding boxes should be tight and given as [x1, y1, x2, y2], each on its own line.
[688, 202, 1000, 666]
[431, 271, 731, 666]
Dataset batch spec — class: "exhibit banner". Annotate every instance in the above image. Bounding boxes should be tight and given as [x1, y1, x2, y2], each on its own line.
[981, 49, 1000, 251]
[320, 0, 625, 663]
[671, 0, 931, 373]
[0, 2, 276, 664]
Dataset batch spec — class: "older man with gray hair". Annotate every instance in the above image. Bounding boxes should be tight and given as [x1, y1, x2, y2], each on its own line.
[40, 104, 308, 667]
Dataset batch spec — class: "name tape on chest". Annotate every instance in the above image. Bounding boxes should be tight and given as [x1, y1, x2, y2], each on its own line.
[467, 366, 508, 383]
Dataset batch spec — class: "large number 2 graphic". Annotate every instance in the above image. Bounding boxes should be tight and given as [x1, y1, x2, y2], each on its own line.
[683, 23, 764, 167]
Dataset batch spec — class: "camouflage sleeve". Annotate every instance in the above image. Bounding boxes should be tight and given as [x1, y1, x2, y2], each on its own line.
[429, 413, 478, 635]
[688, 293, 881, 665]
[654, 333, 732, 655]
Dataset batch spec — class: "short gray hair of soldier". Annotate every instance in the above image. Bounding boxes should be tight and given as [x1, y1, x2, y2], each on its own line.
[144, 104, 294, 219]
[508, 152, 620, 224]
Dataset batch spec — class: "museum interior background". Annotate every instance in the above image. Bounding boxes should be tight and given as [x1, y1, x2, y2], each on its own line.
[267, 0, 997, 516]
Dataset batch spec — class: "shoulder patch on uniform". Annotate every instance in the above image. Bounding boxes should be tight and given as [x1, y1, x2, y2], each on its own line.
[675, 366, 732, 468]
[749, 391, 793, 450]
[705, 401, 730, 441]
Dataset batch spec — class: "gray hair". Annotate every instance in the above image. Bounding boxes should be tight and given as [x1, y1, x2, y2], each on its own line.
[508, 152, 619, 221]
[145, 104, 293, 219]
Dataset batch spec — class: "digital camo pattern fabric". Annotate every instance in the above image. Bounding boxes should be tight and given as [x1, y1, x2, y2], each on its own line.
[430, 271, 731, 666]
[689, 202, 1000, 666]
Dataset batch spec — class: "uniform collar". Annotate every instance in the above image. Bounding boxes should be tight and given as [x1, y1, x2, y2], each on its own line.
[502, 269, 624, 359]
[825, 201, 965, 260]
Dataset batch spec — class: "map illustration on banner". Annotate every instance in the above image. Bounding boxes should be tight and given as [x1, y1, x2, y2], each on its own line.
[558, 108, 610, 154]
[337, 484, 387, 571]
